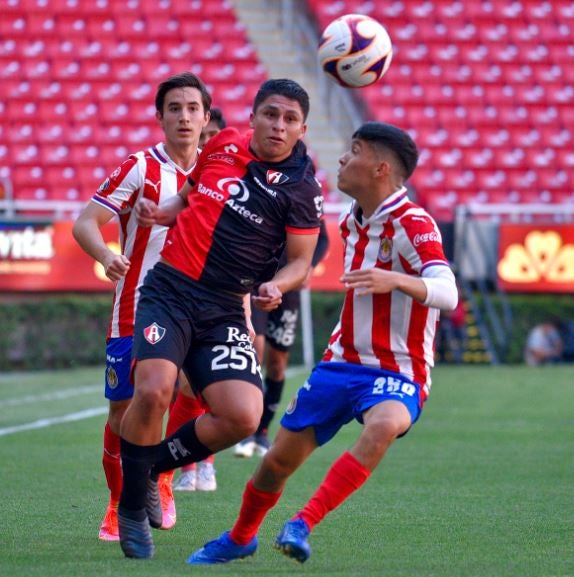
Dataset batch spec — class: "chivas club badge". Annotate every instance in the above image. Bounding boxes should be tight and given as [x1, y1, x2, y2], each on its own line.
[378, 237, 393, 262]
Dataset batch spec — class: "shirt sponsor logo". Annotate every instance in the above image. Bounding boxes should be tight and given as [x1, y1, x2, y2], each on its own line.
[198, 182, 225, 202]
[207, 152, 235, 165]
[266, 170, 289, 185]
[253, 176, 277, 197]
[413, 231, 440, 246]
[143, 322, 166, 344]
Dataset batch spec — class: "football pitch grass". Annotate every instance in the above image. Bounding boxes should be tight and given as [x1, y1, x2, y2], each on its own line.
[0, 364, 572, 577]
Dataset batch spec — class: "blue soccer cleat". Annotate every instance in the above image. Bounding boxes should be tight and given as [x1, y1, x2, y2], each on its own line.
[118, 506, 155, 559]
[187, 531, 257, 564]
[274, 517, 311, 563]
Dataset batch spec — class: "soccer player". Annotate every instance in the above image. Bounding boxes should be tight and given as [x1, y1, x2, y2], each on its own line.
[235, 218, 329, 458]
[117, 78, 323, 559]
[172, 106, 228, 493]
[187, 121, 458, 565]
[72, 72, 211, 541]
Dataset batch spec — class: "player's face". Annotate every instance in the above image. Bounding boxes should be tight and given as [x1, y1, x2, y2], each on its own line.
[249, 95, 307, 163]
[199, 120, 222, 147]
[157, 87, 209, 149]
[337, 138, 381, 196]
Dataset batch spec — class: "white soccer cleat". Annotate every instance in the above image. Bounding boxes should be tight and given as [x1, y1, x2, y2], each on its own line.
[173, 469, 197, 492]
[233, 436, 256, 458]
[196, 461, 217, 491]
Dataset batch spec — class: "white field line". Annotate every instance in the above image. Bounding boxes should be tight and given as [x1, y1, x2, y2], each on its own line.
[0, 406, 107, 437]
[0, 384, 100, 407]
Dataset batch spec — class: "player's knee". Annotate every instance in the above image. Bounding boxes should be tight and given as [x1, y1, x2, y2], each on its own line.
[365, 415, 409, 450]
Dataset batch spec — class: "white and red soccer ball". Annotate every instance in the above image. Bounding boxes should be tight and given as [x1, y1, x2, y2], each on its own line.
[318, 14, 393, 88]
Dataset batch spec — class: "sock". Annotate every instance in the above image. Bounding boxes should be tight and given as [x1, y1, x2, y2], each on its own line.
[119, 438, 159, 512]
[164, 393, 207, 480]
[229, 480, 282, 545]
[151, 418, 213, 475]
[298, 451, 371, 531]
[257, 377, 284, 434]
[102, 422, 122, 503]
[166, 392, 206, 436]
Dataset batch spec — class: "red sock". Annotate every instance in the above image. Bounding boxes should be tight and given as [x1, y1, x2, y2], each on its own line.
[229, 480, 282, 545]
[166, 393, 206, 436]
[102, 422, 122, 503]
[298, 451, 371, 531]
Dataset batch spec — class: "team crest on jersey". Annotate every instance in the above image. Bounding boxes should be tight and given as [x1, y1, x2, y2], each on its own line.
[106, 366, 119, 389]
[266, 170, 289, 185]
[378, 237, 393, 262]
[143, 322, 166, 344]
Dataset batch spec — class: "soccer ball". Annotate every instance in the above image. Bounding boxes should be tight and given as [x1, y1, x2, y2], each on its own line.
[318, 14, 393, 88]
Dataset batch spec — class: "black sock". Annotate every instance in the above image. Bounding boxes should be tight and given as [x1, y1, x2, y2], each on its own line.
[119, 438, 159, 512]
[257, 377, 284, 434]
[151, 418, 213, 475]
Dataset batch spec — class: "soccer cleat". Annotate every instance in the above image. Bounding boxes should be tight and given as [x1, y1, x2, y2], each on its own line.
[234, 435, 256, 458]
[274, 517, 311, 563]
[145, 476, 163, 529]
[118, 506, 155, 559]
[173, 469, 197, 492]
[187, 531, 257, 565]
[254, 431, 271, 457]
[99, 501, 119, 541]
[159, 474, 177, 530]
[196, 461, 217, 491]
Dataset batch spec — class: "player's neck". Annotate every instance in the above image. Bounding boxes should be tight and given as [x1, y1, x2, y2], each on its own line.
[163, 143, 199, 171]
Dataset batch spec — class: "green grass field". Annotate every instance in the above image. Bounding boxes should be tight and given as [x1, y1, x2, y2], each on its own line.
[1, 364, 572, 577]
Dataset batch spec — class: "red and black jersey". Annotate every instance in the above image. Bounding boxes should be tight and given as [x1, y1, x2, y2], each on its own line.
[162, 127, 323, 293]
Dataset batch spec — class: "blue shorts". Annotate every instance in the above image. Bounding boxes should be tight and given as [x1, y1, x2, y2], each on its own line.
[280, 362, 423, 446]
[104, 336, 134, 402]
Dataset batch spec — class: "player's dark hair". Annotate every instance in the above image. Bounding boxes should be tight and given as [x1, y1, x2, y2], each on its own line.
[209, 107, 227, 129]
[253, 78, 310, 121]
[353, 122, 419, 180]
[155, 72, 212, 114]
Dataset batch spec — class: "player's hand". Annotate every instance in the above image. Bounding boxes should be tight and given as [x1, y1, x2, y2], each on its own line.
[103, 253, 131, 282]
[341, 269, 397, 296]
[135, 198, 160, 227]
[252, 282, 282, 311]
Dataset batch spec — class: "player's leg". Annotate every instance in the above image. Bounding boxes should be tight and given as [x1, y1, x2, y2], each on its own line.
[99, 400, 129, 541]
[118, 357, 179, 557]
[99, 336, 134, 542]
[187, 425, 316, 565]
[234, 301, 267, 458]
[277, 367, 421, 563]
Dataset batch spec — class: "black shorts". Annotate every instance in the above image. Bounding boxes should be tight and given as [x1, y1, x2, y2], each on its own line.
[251, 289, 301, 352]
[133, 263, 262, 393]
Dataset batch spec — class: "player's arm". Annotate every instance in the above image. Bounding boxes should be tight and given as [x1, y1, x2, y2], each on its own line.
[135, 180, 191, 228]
[341, 265, 458, 311]
[73, 202, 130, 282]
[254, 231, 318, 311]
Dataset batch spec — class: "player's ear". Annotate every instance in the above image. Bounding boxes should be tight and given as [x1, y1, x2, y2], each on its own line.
[248, 111, 255, 128]
[375, 160, 391, 178]
[155, 110, 163, 122]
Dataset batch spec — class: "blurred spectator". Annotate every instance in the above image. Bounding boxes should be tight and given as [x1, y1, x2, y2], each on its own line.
[524, 320, 563, 366]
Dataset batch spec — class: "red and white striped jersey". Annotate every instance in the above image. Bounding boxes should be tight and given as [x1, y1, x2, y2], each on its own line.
[91, 143, 196, 338]
[323, 187, 451, 396]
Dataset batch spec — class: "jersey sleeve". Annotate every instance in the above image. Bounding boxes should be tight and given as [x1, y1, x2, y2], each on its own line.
[398, 209, 450, 274]
[92, 154, 144, 215]
[285, 171, 323, 234]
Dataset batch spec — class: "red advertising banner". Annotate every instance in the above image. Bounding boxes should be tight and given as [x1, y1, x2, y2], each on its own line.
[498, 224, 574, 293]
[0, 221, 118, 292]
[308, 217, 344, 292]
[0, 218, 346, 293]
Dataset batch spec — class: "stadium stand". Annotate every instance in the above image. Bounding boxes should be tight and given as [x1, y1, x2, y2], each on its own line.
[306, 0, 574, 221]
[0, 0, 267, 215]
